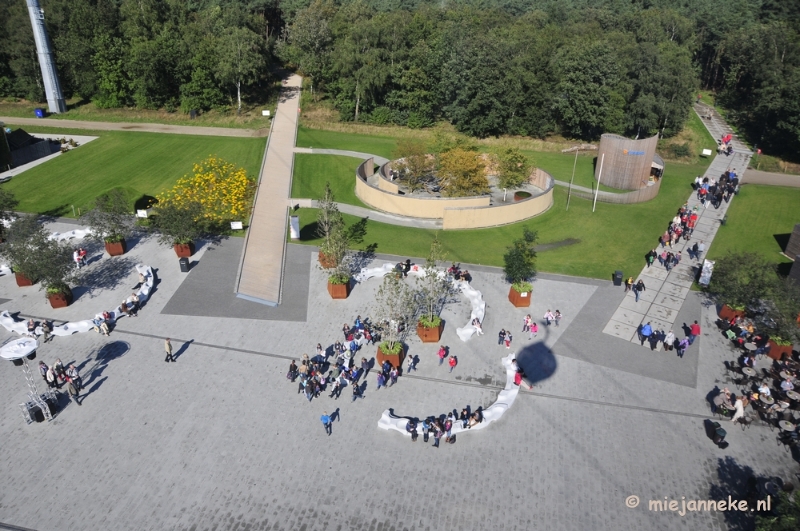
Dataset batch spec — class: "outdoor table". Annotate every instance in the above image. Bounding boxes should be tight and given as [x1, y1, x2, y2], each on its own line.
[786, 391, 800, 402]
[779, 421, 796, 432]
[744, 343, 757, 352]
[780, 371, 796, 381]
[760, 395, 775, 405]
[742, 367, 757, 377]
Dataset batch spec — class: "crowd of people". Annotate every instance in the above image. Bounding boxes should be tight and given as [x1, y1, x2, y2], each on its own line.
[717, 134, 735, 156]
[694, 168, 738, 209]
[38, 359, 83, 405]
[636, 320, 702, 356]
[403, 407, 484, 447]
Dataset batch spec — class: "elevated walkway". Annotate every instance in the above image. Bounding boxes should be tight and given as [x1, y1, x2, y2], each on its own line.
[235, 74, 302, 306]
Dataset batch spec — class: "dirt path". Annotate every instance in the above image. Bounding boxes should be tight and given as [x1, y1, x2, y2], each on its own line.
[0, 117, 268, 138]
[741, 169, 800, 188]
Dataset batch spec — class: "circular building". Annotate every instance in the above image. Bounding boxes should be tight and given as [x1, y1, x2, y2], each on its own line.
[588, 133, 665, 204]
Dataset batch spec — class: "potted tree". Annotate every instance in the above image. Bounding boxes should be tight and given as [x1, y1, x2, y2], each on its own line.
[151, 201, 203, 257]
[504, 227, 538, 307]
[81, 189, 135, 256]
[373, 273, 415, 368]
[316, 183, 342, 269]
[0, 214, 43, 287]
[709, 252, 775, 320]
[38, 237, 77, 308]
[415, 236, 452, 342]
[322, 218, 353, 299]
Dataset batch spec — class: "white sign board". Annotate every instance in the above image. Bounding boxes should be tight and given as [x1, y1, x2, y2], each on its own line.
[289, 216, 300, 239]
[262, 110, 270, 116]
[230, 221, 243, 230]
[136, 209, 149, 218]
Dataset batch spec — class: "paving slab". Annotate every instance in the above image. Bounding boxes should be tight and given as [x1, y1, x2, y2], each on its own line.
[660, 281, 691, 300]
[645, 302, 679, 324]
[609, 306, 646, 328]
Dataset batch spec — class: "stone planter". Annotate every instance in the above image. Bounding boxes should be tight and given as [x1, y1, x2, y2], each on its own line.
[104, 239, 127, 256]
[767, 340, 793, 361]
[318, 251, 336, 269]
[14, 272, 34, 287]
[718, 304, 745, 321]
[508, 286, 531, 307]
[47, 288, 73, 309]
[416, 321, 444, 343]
[173, 242, 195, 258]
[377, 344, 406, 369]
[327, 279, 351, 299]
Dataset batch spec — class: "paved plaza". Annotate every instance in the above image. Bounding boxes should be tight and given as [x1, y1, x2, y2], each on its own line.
[0, 218, 797, 531]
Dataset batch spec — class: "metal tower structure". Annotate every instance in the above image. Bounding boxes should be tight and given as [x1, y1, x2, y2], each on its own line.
[26, 0, 67, 114]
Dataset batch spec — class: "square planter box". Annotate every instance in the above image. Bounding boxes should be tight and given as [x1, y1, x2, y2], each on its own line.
[105, 239, 127, 256]
[767, 340, 793, 361]
[508, 286, 531, 307]
[416, 321, 444, 343]
[718, 304, 745, 321]
[376, 344, 406, 369]
[47, 289, 73, 309]
[327, 280, 351, 299]
[173, 242, 195, 258]
[15, 272, 34, 287]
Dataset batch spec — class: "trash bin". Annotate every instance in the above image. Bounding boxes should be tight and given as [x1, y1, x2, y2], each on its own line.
[613, 270, 623, 287]
[190, 109, 197, 120]
[34, 108, 45, 118]
[179, 257, 190, 273]
[712, 422, 727, 444]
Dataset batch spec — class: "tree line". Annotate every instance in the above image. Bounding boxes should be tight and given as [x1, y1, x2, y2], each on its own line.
[0, 0, 798, 156]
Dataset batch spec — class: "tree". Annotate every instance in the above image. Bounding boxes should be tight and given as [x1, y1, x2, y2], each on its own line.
[35, 236, 76, 296]
[81, 189, 135, 244]
[217, 25, 266, 113]
[316, 182, 345, 267]
[0, 189, 19, 240]
[497, 147, 533, 189]
[503, 227, 538, 293]
[157, 156, 255, 228]
[756, 490, 800, 531]
[275, 0, 334, 98]
[373, 272, 416, 355]
[709, 251, 777, 310]
[763, 279, 800, 345]
[392, 138, 431, 193]
[151, 201, 204, 246]
[416, 235, 451, 328]
[437, 148, 488, 197]
[0, 214, 45, 280]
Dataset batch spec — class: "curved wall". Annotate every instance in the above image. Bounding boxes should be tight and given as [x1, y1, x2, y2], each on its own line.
[595, 133, 659, 190]
[355, 160, 554, 229]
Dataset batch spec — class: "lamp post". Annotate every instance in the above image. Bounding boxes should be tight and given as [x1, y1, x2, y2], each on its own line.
[593, 153, 604, 213]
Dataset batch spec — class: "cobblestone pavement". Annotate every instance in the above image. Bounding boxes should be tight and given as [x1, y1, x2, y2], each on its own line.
[0, 225, 796, 531]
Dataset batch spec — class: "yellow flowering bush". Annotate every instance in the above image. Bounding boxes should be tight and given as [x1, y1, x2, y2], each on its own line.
[157, 156, 255, 225]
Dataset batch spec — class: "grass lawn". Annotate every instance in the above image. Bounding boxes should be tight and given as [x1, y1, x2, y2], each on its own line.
[291, 154, 368, 207]
[296, 127, 397, 159]
[1, 129, 265, 216]
[706, 184, 800, 269]
[293, 158, 710, 279]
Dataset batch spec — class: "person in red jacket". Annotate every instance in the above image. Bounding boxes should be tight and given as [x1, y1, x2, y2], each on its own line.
[689, 321, 701, 345]
[448, 356, 458, 373]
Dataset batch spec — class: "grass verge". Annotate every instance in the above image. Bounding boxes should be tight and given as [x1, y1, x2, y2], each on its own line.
[291, 154, 368, 207]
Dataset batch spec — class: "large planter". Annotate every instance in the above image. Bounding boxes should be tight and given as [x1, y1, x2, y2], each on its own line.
[514, 191, 532, 201]
[173, 242, 195, 258]
[767, 340, 793, 361]
[327, 279, 351, 299]
[718, 304, 745, 321]
[377, 344, 406, 369]
[416, 321, 444, 343]
[508, 286, 531, 307]
[47, 288, 73, 309]
[14, 272, 34, 287]
[104, 239, 127, 256]
[318, 251, 336, 269]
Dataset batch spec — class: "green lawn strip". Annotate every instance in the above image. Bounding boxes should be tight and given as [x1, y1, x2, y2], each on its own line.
[524, 150, 621, 193]
[290, 154, 368, 208]
[296, 127, 397, 159]
[1, 130, 265, 217]
[292, 160, 708, 279]
[706, 184, 799, 266]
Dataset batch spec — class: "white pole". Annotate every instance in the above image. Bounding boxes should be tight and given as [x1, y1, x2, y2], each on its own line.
[567, 148, 578, 211]
[593, 153, 604, 213]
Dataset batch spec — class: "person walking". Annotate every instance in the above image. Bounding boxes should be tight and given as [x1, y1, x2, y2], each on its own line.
[376, 372, 386, 390]
[554, 310, 562, 327]
[389, 367, 398, 386]
[38, 361, 49, 383]
[448, 356, 458, 373]
[639, 322, 652, 346]
[633, 280, 646, 302]
[504, 331, 513, 349]
[45, 366, 58, 389]
[624, 276, 634, 292]
[66, 364, 82, 391]
[696, 241, 705, 262]
[498, 329, 506, 345]
[677, 337, 690, 358]
[689, 320, 701, 345]
[664, 330, 675, 351]
[321, 412, 332, 436]
[66, 379, 81, 406]
[529, 322, 538, 340]
[432, 422, 443, 448]
[288, 360, 298, 381]
[329, 379, 342, 399]
[422, 418, 431, 443]
[40, 321, 52, 343]
[351, 381, 362, 401]
[522, 315, 530, 333]
[438, 345, 447, 365]
[406, 354, 417, 373]
[360, 357, 370, 380]
[164, 338, 175, 362]
[544, 310, 555, 326]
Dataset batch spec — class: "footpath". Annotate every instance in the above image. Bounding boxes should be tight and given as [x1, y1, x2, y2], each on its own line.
[0, 116, 266, 137]
[603, 106, 753, 348]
